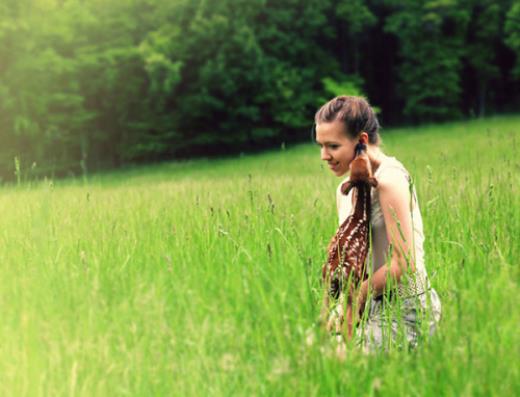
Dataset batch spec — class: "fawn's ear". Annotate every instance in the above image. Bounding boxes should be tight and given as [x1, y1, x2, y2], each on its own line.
[341, 181, 354, 195]
[369, 177, 378, 188]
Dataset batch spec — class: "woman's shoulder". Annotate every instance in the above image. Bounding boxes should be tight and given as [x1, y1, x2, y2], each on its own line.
[372, 156, 413, 204]
[375, 156, 411, 184]
[374, 156, 418, 208]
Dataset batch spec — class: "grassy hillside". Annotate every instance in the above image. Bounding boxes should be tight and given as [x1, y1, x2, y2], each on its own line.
[0, 116, 518, 396]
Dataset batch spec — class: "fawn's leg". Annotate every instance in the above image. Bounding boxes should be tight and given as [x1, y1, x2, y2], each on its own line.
[345, 303, 354, 339]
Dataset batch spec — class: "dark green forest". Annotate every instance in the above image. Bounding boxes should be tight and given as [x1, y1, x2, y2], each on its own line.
[1, 0, 519, 180]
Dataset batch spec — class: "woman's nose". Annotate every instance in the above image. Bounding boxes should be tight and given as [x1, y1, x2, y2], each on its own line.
[321, 147, 331, 161]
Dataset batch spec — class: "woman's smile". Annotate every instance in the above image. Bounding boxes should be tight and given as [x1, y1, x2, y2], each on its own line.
[328, 161, 340, 171]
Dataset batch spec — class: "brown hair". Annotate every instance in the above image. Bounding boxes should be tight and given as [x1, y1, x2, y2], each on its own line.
[314, 96, 380, 145]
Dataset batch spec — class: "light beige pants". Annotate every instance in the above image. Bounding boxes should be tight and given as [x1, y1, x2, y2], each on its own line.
[328, 288, 442, 353]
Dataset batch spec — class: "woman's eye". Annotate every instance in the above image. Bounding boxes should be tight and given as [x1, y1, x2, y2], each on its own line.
[329, 145, 339, 150]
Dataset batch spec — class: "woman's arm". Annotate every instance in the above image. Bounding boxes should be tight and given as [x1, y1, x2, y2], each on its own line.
[358, 169, 416, 308]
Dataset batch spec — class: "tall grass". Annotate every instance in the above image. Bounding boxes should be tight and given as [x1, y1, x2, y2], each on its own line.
[0, 116, 518, 396]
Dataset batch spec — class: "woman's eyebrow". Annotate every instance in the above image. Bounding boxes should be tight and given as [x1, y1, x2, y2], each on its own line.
[316, 140, 339, 145]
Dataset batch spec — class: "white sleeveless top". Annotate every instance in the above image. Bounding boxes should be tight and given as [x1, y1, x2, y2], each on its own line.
[336, 156, 430, 297]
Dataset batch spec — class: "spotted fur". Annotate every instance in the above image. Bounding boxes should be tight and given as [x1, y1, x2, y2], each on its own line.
[321, 142, 378, 337]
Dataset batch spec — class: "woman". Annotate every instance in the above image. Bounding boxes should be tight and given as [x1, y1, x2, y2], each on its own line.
[314, 96, 441, 352]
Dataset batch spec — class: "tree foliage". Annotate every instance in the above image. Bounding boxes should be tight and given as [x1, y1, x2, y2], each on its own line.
[0, 0, 518, 180]
[505, 0, 520, 77]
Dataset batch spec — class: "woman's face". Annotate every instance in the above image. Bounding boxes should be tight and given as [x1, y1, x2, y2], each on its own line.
[315, 120, 357, 177]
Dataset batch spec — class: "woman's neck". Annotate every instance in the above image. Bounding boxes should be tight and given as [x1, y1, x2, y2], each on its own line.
[366, 145, 387, 175]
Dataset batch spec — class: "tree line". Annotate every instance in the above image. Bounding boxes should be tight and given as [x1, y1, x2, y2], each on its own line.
[1, 0, 519, 180]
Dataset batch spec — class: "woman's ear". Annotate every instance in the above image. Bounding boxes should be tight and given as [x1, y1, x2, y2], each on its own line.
[359, 132, 369, 145]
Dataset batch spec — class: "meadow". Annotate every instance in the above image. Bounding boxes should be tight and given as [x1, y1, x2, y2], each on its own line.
[0, 116, 518, 396]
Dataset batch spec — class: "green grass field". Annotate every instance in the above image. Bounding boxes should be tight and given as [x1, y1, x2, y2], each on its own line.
[0, 116, 518, 396]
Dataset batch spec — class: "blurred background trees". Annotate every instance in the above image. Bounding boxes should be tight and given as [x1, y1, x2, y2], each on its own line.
[0, 0, 519, 180]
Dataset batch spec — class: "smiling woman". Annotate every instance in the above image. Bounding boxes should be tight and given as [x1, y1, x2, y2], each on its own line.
[315, 121, 358, 176]
[314, 96, 442, 353]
